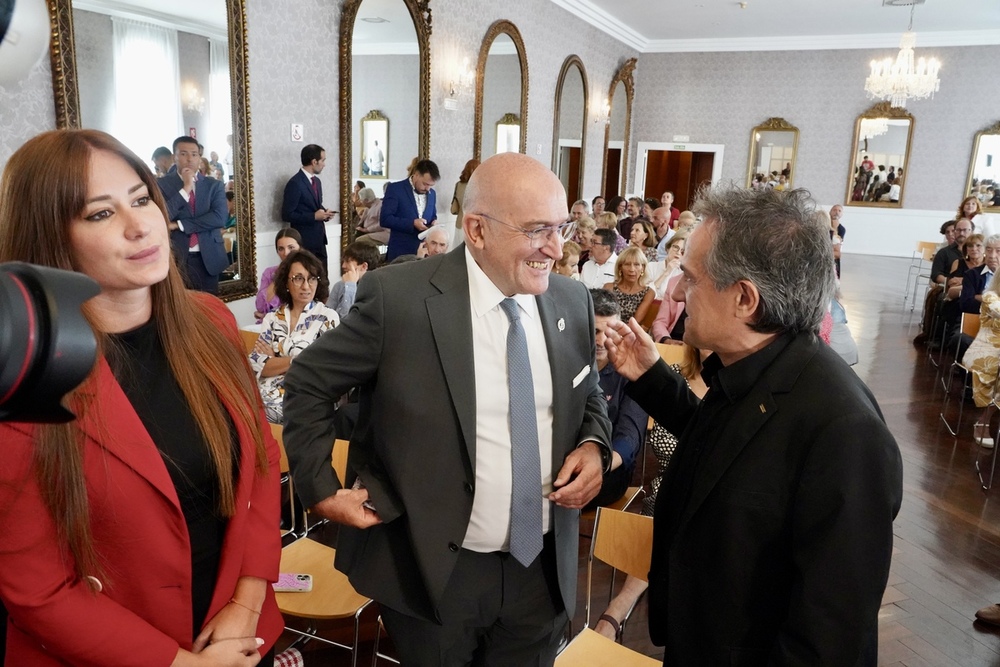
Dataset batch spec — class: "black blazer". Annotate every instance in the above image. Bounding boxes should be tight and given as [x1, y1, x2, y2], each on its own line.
[283, 247, 611, 622]
[628, 333, 902, 666]
[281, 170, 327, 255]
[380, 178, 438, 261]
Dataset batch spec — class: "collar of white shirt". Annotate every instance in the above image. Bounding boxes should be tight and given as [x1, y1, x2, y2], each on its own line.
[465, 247, 538, 322]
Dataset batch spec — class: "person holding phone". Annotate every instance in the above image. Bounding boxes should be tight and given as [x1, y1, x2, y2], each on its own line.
[0, 129, 283, 666]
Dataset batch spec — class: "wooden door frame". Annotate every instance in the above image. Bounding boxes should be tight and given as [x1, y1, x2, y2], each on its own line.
[634, 141, 726, 198]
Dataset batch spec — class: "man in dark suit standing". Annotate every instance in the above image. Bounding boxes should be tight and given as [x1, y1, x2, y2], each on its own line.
[283, 152, 612, 665]
[606, 186, 903, 666]
[282, 144, 335, 273]
[158, 135, 228, 294]
[381, 159, 439, 261]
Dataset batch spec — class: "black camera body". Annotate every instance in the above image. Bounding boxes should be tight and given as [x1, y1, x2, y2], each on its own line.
[0, 263, 99, 423]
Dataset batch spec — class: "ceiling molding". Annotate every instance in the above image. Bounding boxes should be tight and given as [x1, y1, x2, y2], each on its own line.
[74, 0, 226, 40]
[643, 29, 1000, 53]
[352, 42, 420, 55]
[547, 0, 649, 51]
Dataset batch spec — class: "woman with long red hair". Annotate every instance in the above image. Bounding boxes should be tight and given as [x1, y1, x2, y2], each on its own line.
[0, 129, 282, 666]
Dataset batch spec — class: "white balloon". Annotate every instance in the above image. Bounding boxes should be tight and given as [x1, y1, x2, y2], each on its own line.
[0, 0, 50, 87]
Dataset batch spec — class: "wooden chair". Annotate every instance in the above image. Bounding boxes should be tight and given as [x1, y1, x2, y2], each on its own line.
[655, 341, 686, 366]
[276, 436, 373, 667]
[268, 423, 301, 537]
[556, 508, 659, 666]
[940, 312, 981, 437]
[638, 299, 660, 331]
[239, 328, 260, 354]
[903, 240, 939, 311]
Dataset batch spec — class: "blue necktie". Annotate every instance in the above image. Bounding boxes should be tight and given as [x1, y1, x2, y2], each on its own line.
[499, 298, 544, 567]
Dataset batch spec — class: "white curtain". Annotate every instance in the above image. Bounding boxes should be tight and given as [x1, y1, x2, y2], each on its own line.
[112, 18, 183, 167]
[208, 39, 233, 175]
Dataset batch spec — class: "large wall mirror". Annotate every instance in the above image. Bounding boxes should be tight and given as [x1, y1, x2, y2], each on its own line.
[340, 0, 431, 249]
[845, 101, 914, 208]
[965, 121, 1000, 207]
[601, 58, 635, 199]
[48, 0, 258, 301]
[552, 56, 588, 207]
[473, 20, 528, 161]
[746, 117, 799, 189]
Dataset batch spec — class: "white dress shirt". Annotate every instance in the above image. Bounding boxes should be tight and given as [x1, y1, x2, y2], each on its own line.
[579, 253, 617, 289]
[462, 247, 554, 552]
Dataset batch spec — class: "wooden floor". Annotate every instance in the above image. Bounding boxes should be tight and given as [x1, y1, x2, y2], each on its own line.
[280, 254, 1000, 666]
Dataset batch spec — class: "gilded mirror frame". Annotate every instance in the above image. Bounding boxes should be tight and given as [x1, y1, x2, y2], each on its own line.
[600, 58, 636, 198]
[551, 55, 588, 205]
[473, 19, 528, 161]
[964, 120, 1000, 201]
[745, 117, 799, 188]
[845, 101, 914, 209]
[340, 0, 432, 249]
[359, 109, 390, 179]
[47, 0, 259, 302]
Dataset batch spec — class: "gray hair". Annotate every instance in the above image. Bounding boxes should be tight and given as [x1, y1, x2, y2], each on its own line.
[986, 234, 1000, 248]
[572, 199, 589, 211]
[693, 186, 835, 335]
[358, 187, 377, 204]
[590, 288, 620, 317]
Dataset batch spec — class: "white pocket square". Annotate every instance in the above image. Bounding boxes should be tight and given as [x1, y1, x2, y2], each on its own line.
[572, 365, 590, 388]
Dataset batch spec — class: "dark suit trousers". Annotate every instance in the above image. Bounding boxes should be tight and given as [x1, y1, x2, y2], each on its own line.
[182, 252, 219, 295]
[379, 532, 567, 667]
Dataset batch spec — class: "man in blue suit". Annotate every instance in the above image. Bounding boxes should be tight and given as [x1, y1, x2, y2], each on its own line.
[158, 135, 228, 294]
[381, 159, 439, 261]
[282, 144, 336, 274]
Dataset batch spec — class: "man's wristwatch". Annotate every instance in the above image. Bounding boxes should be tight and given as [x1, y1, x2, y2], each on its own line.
[598, 443, 612, 474]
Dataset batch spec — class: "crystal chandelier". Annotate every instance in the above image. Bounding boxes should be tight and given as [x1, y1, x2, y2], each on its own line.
[864, 5, 941, 108]
[859, 118, 889, 140]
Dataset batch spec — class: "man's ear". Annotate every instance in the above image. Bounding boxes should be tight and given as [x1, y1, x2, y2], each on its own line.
[464, 214, 485, 249]
[734, 279, 761, 321]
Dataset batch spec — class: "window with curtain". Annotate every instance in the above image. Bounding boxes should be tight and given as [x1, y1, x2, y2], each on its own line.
[111, 18, 183, 167]
[207, 39, 233, 176]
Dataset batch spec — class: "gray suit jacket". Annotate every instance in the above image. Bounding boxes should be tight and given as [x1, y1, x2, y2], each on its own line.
[283, 247, 611, 622]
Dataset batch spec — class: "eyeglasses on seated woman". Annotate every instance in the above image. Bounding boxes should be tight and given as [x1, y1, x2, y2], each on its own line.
[0, 129, 282, 667]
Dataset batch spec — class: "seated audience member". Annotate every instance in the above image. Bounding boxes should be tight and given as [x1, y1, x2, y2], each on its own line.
[570, 199, 590, 222]
[151, 145, 173, 177]
[250, 249, 339, 423]
[951, 234, 1000, 359]
[607, 195, 627, 221]
[675, 210, 697, 234]
[618, 197, 645, 240]
[650, 233, 686, 303]
[652, 206, 675, 261]
[829, 295, 859, 366]
[592, 195, 606, 217]
[0, 129, 282, 665]
[328, 239, 381, 319]
[630, 219, 659, 261]
[961, 269, 1000, 448]
[603, 246, 655, 324]
[580, 228, 619, 288]
[659, 191, 681, 227]
[596, 211, 627, 253]
[941, 234, 985, 337]
[938, 219, 957, 250]
[643, 198, 659, 220]
[255, 228, 302, 322]
[417, 225, 449, 258]
[574, 215, 596, 266]
[356, 187, 389, 244]
[827, 204, 846, 277]
[584, 289, 648, 510]
[554, 240, 582, 279]
[594, 342, 708, 642]
[918, 219, 972, 343]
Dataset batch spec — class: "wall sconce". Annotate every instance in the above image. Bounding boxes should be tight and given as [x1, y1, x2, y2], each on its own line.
[593, 97, 610, 125]
[184, 83, 205, 114]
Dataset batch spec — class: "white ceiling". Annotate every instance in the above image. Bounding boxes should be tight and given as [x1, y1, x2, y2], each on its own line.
[552, 0, 1000, 52]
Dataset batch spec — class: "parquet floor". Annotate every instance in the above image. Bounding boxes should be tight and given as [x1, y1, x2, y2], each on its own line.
[280, 254, 1000, 666]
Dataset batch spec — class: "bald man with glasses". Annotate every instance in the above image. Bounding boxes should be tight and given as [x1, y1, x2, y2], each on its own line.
[283, 152, 612, 666]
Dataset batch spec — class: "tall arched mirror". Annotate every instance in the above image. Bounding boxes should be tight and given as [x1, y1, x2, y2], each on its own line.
[48, 0, 257, 301]
[965, 121, 1000, 207]
[340, 0, 431, 248]
[601, 58, 635, 199]
[845, 102, 914, 208]
[552, 56, 588, 207]
[746, 118, 799, 189]
[474, 20, 528, 161]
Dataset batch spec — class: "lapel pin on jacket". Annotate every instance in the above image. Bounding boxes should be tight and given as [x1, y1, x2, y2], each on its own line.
[557, 318, 565, 332]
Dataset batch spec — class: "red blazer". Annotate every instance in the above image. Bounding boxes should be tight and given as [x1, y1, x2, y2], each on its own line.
[0, 297, 283, 666]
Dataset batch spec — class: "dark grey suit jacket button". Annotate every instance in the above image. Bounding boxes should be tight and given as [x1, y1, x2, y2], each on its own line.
[464, 482, 474, 494]
[448, 542, 459, 552]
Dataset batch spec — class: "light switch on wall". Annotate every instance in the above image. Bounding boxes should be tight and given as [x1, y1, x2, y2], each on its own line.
[291, 124, 303, 142]
[536, 143, 542, 155]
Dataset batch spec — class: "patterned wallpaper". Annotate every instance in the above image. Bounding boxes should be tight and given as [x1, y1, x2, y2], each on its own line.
[0, 57, 55, 170]
[73, 10, 114, 133]
[631, 45, 1000, 211]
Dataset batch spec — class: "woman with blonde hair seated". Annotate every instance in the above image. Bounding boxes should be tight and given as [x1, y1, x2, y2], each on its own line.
[603, 246, 654, 324]
[0, 129, 282, 666]
[250, 249, 340, 424]
[962, 269, 1000, 447]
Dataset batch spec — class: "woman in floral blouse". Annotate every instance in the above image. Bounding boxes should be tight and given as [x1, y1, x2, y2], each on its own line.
[249, 249, 339, 423]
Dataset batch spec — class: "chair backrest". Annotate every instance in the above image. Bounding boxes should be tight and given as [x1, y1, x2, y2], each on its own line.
[917, 240, 938, 254]
[333, 438, 349, 486]
[962, 312, 981, 339]
[269, 422, 289, 474]
[921, 245, 937, 262]
[639, 299, 661, 331]
[655, 341, 686, 367]
[592, 507, 653, 581]
[239, 328, 260, 354]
